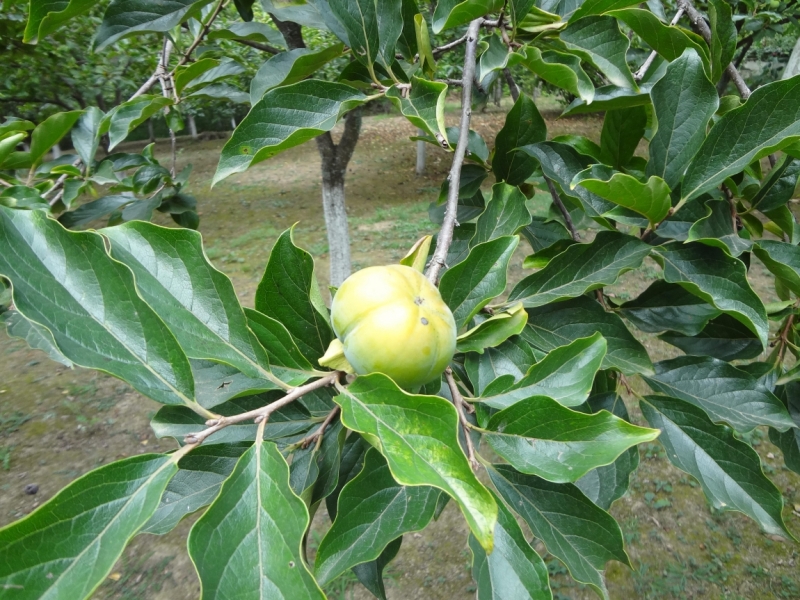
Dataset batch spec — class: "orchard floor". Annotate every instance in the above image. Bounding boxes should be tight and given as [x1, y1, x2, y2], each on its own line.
[2, 99, 800, 600]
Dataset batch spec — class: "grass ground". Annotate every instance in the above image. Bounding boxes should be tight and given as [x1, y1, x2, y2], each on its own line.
[1, 97, 799, 599]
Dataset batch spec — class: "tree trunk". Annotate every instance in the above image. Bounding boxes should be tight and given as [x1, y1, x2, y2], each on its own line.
[148, 119, 155, 143]
[272, 14, 362, 287]
[188, 114, 198, 139]
[784, 35, 800, 80]
[416, 128, 426, 176]
[493, 79, 502, 106]
[51, 141, 61, 159]
[230, 117, 237, 130]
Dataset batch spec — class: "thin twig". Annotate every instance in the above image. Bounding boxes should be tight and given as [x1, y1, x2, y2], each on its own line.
[635, 8, 685, 81]
[300, 406, 340, 450]
[503, 68, 520, 101]
[678, 0, 751, 99]
[776, 313, 796, 365]
[183, 372, 342, 446]
[545, 177, 579, 241]
[445, 368, 479, 471]
[432, 34, 468, 57]
[0, 177, 12, 188]
[426, 18, 483, 285]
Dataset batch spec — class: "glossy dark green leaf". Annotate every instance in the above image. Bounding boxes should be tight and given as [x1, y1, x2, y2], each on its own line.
[207, 21, 285, 45]
[143, 443, 251, 535]
[484, 395, 658, 482]
[0, 454, 178, 599]
[686, 199, 752, 257]
[640, 395, 792, 538]
[59, 195, 135, 228]
[465, 335, 538, 395]
[519, 46, 594, 103]
[509, 231, 651, 308]
[768, 382, 800, 475]
[311, 419, 347, 506]
[618, 280, 720, 336]
[653, 242, 768, 347]
[104, 222, 291, 390]
[395, 0, 419, 59]
[24, 0, 94, 43]
[386, 77, 448, 141]
[477, 33, 516, 84]
[245, 308, 317, 374]
[659, 314, 762, 362]
[457, 303, 529, 354]
[352, 537, 402, 600]
[520, 216, 572, 252]
[188, 437, 325, 599]
[3, 110, 84, 169]
[215, 80, 366, 184]
[575, 172, 671, 227]
[753, 240, 800, 297]
[71, 107, 104, 168]
[95, 0, 212, 50]
[106, 96, 172, 150]
[469, 492, 551, 600]
[315, 449, 439, 585]
[432, 0, 504, 33]
[2, 309, 73, 368]
[492, 94, 547, 186]
[523, 295, 652, 375]
[329, 0, 402, 71]
[708, 0, 736, 83]
[599, 105, 647, 168]
[439, 235, 519, 329]
[326, 433, 369, 520]
[255, 228, 333, 362]
[571, 0, 640, 19]
[575, 392, 640, 509]
[334, 373, 498, 551]
[646, 48, 719, 190]
[561, 16, 636, 89]
[488, 463, 629, 599]
[189, 359, 284, 410]
[643, 356, 793, 433]
[481, 333, 607, 408]
[0, 207, 201, 412]
[562, 84, 652, 116]
[751, 155, 800, 213]
[682, 76, 800, 202]
[473, 183, 532, 246]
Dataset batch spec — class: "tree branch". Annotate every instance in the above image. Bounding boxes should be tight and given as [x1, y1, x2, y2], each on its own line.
[426, 18, 483, 285]
[635, 8, 685, 81]
[232, 38, 282, 54]
[546, 176, 579, 241]
[445, 368, 478, 471]
[184, 373, 342, 446]
[298, 406, 340, 450]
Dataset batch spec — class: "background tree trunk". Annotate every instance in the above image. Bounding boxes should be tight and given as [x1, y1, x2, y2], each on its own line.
[271, 14, 362, 287]
[148, 118, 155, 143]
[188, 114, 198, 139]
[416, 128, 426, 176]
[784, 35, 800, 79]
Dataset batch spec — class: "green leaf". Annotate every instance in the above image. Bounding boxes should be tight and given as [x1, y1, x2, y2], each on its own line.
[175, 58, 221, 95]
[473, 183, 533, 246]
[334, 373, 498, 551]
[575, 392, 641, 509]
[182, 58, 246, 92]
[640, 395, 793, 538]
[469, 492, 552, 600]
[246, 308, 317, 374]
[104, 222, 288, 389]
[492, 94, 547, 186]
[58, 194, 133, 228]
[575, 172, 671, 227]
[646, 48, 719, 190]
[207, 21, 285, 46]
[484, 395, 658, 482]
[386, 77, 448, 142]
[188, 437, 325, 599]
[608, 9, 710, 73]
[659, 314, 762, 362]
[23, 0, 94, 43]
[329, 0, 402, 71]
[95, 0, 213, 50]
[708, 0, 736, 83]
[326, 433, 369, 520]
[0, 134, 27, 168]
[439, 236, 519, 329]
[571, 0, 641, 20]
[520, 216, 572, 252]
[686, 199, 752, 256]
[352, 537, 402, 600]
[396, 0, 419, 59]
[768, 382, 800, 475]
[465, 336, 538, 395]
[753, 240, 800, 297]
[314, 449, 439, 585]
[682, 76, 800, 202]
[457, 303, 528, 354]
[0, 207, 201, 412]
[751, 155, 800, 213]
[432, 0, 504, 33]
[255, 228, 333, 362]
[652, 242, 768, 347]
[518, 46, 594, 104]
[477, 33, 514, 84]
[643, 356, 794, 433]
[17, 110, 84, 168]
[142, 443, 251, 535]
[599, 105, 647, 168]
[488, 463, 629, 599]
[414, 13, 436, 76]
[2, 309, 73, 368]
[70, 107, 104, 168]
[562, 83, 652, 116]
[400, 235, 433, 273]
[106, 96, 172, 151]
[561, 16, 636, 89]
[481, 333, 607, 408]
[0, 454, 177, 599]
[215, 80, 366, 184]
[509, 231, 651, 307]
[522, 295, 652, 375]
[186, 83, 249, 104]
[618, 280, 720, 335]
[250, 44, 345, 103]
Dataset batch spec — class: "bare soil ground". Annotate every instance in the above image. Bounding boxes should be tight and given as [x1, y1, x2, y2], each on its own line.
[2, 99, 800, 599]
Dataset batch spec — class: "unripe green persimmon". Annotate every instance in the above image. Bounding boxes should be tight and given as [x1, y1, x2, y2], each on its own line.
[330, 265, 457, 389]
